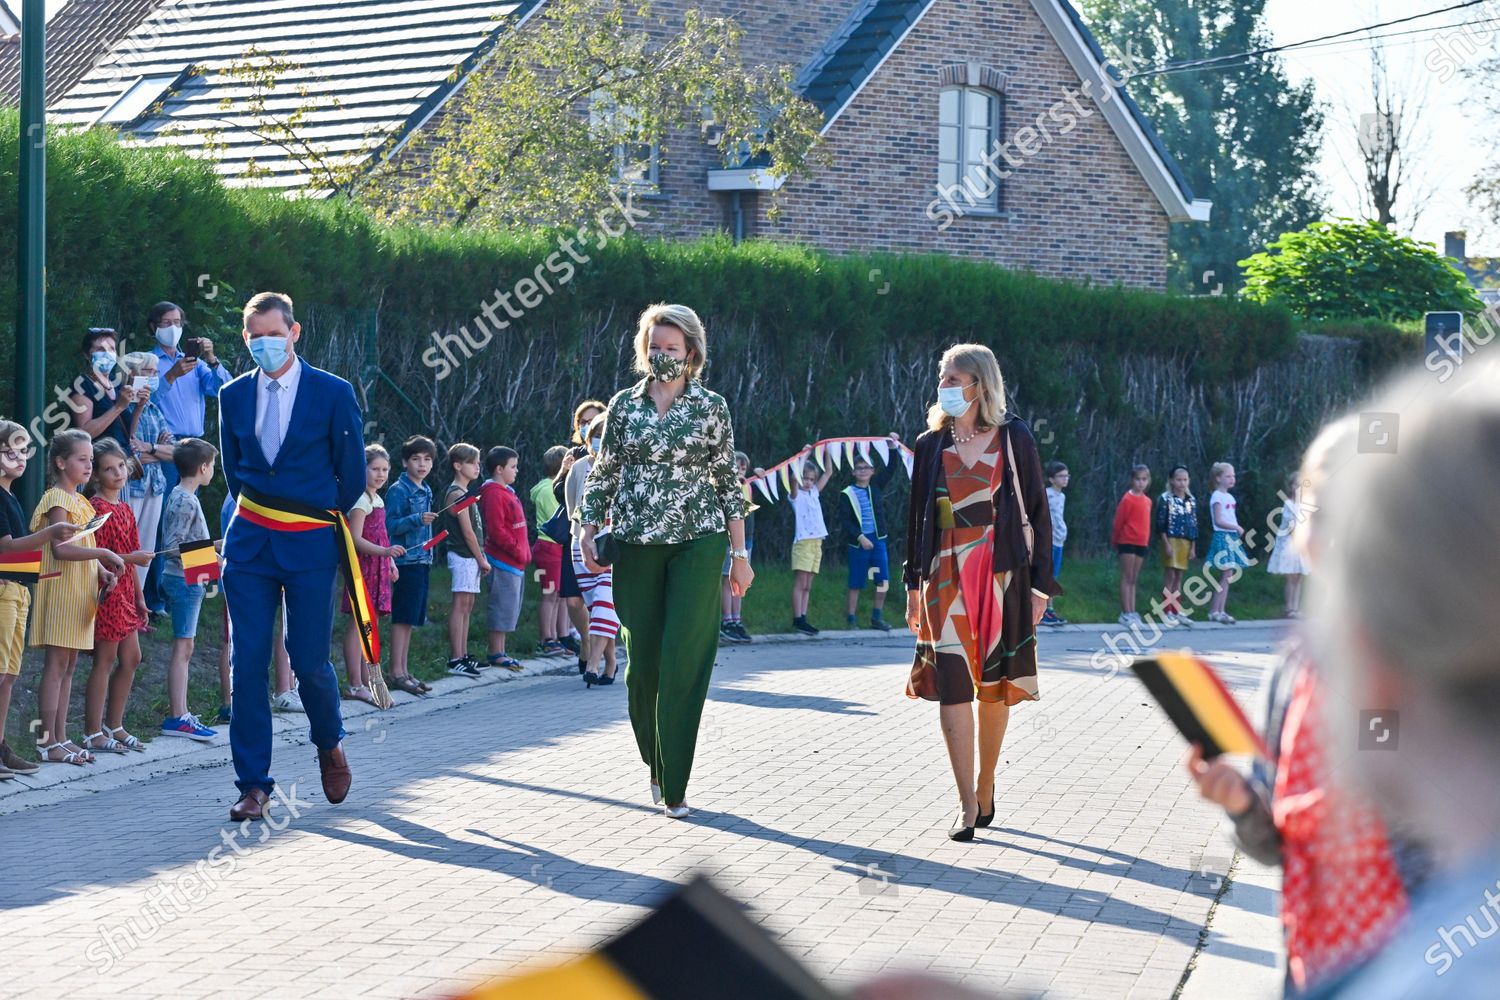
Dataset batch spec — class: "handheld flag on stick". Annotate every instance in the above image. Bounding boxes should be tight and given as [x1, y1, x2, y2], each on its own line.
[0, 549, 42, 584]
[435, 483, 482, 516]
[180, 539, 221, 586]
[422, 530, 449, 552]
[1130, 651, 1268, 760]
[457, 877, 840, 1000]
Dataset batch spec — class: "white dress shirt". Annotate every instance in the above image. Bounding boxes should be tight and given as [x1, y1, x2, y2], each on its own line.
[254, 357, 303, 461]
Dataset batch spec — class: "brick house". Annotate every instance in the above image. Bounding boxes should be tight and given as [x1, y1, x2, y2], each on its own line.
[32, 0, 1209, 290]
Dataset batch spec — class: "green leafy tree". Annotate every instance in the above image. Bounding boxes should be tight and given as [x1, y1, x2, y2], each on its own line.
[1240, 218, 1483, 321]
[1081, 0, 1327, 293]
[364, 0, 827, 227]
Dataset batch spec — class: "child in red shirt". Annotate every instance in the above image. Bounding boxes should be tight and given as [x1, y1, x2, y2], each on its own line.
[1111, 464, 1152, 626]
[479, 447, 531, 670]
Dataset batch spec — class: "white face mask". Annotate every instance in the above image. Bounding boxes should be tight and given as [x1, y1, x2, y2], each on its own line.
[156, 325, 183, 349]
[937, 383, 974, 418]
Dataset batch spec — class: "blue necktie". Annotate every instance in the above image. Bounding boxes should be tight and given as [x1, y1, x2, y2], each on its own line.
[261, 379, 282, 465]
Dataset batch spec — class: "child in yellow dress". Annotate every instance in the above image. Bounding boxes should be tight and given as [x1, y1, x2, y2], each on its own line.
[30, 429, 125, 765]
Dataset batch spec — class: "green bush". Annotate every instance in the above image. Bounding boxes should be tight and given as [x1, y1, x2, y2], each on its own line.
[1240, 218, 1484, 322]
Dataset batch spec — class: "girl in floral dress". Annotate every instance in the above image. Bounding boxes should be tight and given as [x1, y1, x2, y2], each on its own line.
[341, 445, 402, 706]
[82, 439, 153, 754]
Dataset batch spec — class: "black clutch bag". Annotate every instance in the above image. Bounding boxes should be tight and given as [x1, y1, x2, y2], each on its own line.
[594, 531, 618, 567]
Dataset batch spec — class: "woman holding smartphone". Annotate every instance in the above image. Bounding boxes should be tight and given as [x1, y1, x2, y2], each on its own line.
[119, 352, 176, 596]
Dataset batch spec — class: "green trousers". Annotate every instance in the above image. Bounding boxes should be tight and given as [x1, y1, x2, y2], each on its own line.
[613, 531, 726, 806]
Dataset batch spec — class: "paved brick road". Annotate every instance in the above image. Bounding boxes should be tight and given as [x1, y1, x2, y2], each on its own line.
[1, 625, 1286, 1000]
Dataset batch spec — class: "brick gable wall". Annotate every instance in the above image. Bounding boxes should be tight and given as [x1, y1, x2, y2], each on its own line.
[392, 0, 1173, 290]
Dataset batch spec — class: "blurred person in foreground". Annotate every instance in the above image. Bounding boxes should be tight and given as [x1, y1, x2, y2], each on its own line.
[1185, 413, 1429, 993]
[1298, 360, 1500, 999]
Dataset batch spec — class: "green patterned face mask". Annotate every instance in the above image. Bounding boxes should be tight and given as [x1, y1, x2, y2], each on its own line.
[649, 352, 689, 382]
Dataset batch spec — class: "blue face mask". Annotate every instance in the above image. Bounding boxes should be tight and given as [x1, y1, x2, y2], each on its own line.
[144, 375, 161, 391]
[937, 383, 974, 418]
[247, 334, 291, 373]
[91, 350, 117, 374]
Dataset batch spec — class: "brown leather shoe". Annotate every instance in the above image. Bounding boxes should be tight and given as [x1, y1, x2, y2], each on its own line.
[318, 744, 351, 804]
[229, 788, 270, 822]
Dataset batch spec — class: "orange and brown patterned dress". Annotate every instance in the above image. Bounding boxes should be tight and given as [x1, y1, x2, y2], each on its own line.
[907, 433, 1039, 706]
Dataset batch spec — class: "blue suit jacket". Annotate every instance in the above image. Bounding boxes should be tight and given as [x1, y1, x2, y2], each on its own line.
[219, 360, 367, 572]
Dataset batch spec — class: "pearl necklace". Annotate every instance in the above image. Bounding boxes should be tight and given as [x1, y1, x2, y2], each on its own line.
[952, 424, 987, 445]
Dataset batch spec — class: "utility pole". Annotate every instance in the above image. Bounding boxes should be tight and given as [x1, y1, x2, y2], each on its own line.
[15, 0, 46, 513]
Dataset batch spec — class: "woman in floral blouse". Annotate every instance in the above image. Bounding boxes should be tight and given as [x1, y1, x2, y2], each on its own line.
[578, 303, 753, 819]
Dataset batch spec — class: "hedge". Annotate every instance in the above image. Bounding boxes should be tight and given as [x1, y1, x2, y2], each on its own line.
[0, 115, 1406, 556]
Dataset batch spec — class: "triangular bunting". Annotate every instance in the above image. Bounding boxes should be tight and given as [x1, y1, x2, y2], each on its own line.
[873, 439, 889, 464]
[828, 441, 842, 470]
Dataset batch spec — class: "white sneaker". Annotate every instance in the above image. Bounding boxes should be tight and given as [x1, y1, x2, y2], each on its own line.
[1172, 612, 1193, 628]
[664, 803, 691, 819]
[272, 690, 305, 713]
[650, 781, 662, 805]
[1118, 612, 1134, 627]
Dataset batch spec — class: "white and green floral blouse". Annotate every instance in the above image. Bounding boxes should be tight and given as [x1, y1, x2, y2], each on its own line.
[577, 377, 747, 544]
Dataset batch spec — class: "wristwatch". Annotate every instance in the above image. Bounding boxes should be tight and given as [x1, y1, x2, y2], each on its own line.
[729, 548, 750, 561]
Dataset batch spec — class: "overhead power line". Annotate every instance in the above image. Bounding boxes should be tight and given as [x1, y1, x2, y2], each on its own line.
[1128, 0, 1491, 78]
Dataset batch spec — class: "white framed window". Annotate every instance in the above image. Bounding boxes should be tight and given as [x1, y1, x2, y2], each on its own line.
[94, 74, 181, 127]
[590, 92, 659, 191]
[938, 86, 1002, 212]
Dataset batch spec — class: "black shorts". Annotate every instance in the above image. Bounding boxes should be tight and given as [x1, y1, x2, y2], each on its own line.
[1116, 544, 1149, 558]
[559, 549, 582, 599]
[390, 563, 431, 626]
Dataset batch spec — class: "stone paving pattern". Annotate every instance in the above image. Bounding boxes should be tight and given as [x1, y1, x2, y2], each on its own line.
[1, 625, 1286, 999]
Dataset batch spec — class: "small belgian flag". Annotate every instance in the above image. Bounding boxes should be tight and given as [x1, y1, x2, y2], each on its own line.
[457, 877, 839, 1000]
[180, 539, 221, 586]
[1131, 651, 1268, 760]
[0, 549, 42, 584]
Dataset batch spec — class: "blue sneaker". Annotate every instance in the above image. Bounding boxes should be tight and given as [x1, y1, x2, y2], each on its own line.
[161, 713, 217, 743]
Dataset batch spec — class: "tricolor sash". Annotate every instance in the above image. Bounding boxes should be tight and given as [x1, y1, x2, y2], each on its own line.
[237, 487, 381, 663]
[0, 549, 41, 584]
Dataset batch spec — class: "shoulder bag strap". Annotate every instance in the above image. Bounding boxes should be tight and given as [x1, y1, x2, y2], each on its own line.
[1004, 425, 1034, 561]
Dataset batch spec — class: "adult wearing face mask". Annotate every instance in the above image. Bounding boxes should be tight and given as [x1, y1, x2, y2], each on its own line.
[902, 343, 1057, 843]
[217, 292, 367, 823]
[143, 302, 231, 617]
[577, 303, 752, 819]
[118, 352, 176, 599]
[68, 328, 136, 450]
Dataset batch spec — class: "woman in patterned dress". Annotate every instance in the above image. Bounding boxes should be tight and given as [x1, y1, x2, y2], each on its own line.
[578, 303, 753, 819]
[903, 344, 1058, 841]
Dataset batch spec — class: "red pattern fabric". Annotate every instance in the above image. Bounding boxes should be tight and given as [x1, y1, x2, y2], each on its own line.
[1274, 662, 1408, 989]
[89, 496, 145, 642]
[341, 506, 391, 616]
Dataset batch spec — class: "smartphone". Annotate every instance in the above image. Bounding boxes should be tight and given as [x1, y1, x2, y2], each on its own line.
[182, 338, 201, 358]
[131, 375, 149, 392]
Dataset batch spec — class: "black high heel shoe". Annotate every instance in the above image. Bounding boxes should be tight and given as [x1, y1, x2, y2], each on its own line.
[948, 812, 975, 842]
[583, 671, 599, 687]
[976, 788, 995, 829]
[596, 673, 615, 686]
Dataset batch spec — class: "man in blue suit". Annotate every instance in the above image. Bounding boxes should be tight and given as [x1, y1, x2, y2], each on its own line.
[220, 292, 367, 822]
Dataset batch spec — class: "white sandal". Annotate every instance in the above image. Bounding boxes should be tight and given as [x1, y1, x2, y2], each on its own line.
[83, 731, 130, 755]
[37, 742, 88, 766]
[107, 726, 147, 752]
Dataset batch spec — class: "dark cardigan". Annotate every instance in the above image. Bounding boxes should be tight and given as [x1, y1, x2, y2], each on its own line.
[901, 416, 1061, 598]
